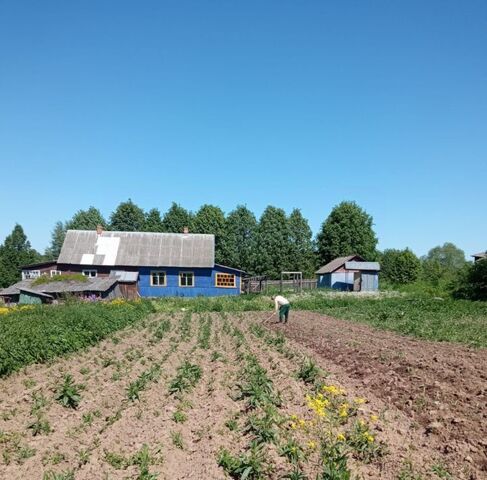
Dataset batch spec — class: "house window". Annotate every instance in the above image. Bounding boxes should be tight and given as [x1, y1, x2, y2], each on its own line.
[216, 273, 236, 288]
[179, 272, 194, 287]
[50, 270, 62, 277]
[82, 270, 97, 278]
[22, 270, 40, 280]
[150, 271, 166, 286]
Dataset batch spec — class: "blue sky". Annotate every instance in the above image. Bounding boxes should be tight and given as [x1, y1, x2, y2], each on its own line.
[0, 1, 486, 258]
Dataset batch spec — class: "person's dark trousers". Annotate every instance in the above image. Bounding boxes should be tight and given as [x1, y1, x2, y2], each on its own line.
[279, 304, 290, 323]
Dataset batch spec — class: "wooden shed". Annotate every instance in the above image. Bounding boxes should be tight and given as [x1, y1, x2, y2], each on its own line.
[316, 255, 380, 292]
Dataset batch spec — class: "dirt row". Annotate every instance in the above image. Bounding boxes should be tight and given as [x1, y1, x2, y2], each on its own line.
[265, 310, 487, 478]
[1, 311, 485, 479]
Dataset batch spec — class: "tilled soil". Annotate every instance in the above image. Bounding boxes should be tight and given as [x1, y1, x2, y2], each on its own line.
[1, 310, 485, 480]
[266, 310, 487, 478]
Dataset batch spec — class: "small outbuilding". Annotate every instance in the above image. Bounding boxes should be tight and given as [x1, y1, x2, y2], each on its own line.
[316, 255, 380, 292]
[472, 251, 487, 262]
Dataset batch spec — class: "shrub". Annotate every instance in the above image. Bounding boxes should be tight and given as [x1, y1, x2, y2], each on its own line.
[380, 249, 421, 284]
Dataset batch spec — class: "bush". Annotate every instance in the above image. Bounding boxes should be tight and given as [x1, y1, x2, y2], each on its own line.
[452, 259, 487, 301]
[380, 249, 421, 285]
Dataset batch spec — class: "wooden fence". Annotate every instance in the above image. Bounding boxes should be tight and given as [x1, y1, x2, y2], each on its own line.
[242, 277, 317, 294]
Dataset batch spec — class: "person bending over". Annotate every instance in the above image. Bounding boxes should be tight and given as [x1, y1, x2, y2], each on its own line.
[271, 295, 290, 323]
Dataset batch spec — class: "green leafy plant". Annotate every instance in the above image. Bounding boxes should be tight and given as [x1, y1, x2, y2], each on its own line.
[55, 374, 82, 409]
[296, 357, 321, 385]
[217, 444, 267, 479]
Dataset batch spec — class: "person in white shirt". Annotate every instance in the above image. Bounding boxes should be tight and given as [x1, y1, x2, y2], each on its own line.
[271, 295, 290, 323]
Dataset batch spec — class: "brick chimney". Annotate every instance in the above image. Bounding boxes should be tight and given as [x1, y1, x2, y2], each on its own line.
[183, 226, 189, 234]
[96, 225, 104, 235]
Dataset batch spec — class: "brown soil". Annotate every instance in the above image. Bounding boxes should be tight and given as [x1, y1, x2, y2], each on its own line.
[1, 311, 485, 480]
[266, 310, 487, 478]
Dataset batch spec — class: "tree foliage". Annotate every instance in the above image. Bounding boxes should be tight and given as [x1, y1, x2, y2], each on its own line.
[110, 199, 146, 231]
[161, 202, 194, 233]
[44, 221, 67, 260]
[317, 201, 378, 265]
[254, 206, 291, 278]
[381, 248, 421, 284]
[144, 208, 164, 232]
[223, 205, 257, 272]
[66, 207, 107, 231]
[0, 225, 42, 287]
[421, 242, 466, 285]
[452, 259, 487, 301]
[193, 205, 227, 264]
[288, 208, 316, 277]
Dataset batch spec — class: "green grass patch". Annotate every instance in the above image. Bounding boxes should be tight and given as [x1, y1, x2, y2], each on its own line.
[32, 273, 88, 286]
[0, 300, 155, 377]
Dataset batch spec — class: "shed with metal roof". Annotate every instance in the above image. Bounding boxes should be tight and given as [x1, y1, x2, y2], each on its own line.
[316, 255, 380, 292]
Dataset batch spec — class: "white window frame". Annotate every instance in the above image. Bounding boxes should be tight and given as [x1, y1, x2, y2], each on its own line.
[50, 270, 62, 277]
[179, 271, 194, 287]
[22, 270, 40, 280]
[82, 269, 98, 278]
[150, 270, 166, 287]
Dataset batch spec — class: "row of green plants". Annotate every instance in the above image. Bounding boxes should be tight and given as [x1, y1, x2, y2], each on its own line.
[0, 300, 156, 377]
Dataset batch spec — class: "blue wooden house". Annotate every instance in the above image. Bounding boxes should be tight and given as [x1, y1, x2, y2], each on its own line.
[316, 255, 380, 292]
[51, 229, 244, 298]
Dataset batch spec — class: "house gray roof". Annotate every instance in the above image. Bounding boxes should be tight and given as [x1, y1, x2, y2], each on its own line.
[345, 261, 381, 271]
[316, 255, 363, 274]
[57, 230, 215, 268]
[0, 278, 118, 296]
[472, 251, 487, 259]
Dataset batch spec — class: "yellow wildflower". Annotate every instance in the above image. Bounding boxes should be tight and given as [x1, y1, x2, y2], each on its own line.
[290, 414, 298, 421]
[354, 397, 366, 404]
[307, 440, 317, 450]
[322, 385, 346, 396]
[338, 403, 349, 418]
[370, 415, 379, 423]
[358, 419, 366, 427]
[298, 419, 306, 428]
[337, 433, 346, 442]
[290, 422, 297, 430]
[366, 434, 374, 443]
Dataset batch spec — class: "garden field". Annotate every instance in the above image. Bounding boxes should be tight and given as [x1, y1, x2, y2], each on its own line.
[0, 306, 485, 479]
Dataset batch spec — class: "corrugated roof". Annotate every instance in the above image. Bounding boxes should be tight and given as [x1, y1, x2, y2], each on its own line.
[19, 288, 54, 299]
[345, 261, 380, 271]
[472, 251, 487, 258]
[110, 270, 139, 282]
[0, 278, 118, 296]
[315, 255, 364, 274]
[58, 230, 215, 268]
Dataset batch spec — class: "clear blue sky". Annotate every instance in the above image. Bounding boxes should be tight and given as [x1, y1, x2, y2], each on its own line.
[1, 1, 486, 258]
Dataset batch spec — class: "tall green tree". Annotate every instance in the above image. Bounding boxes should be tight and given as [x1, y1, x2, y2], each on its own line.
[0, 225, 42, 287]
[288, 208, 316, 277]
[193, 204, 227, 264]
[381, 248, 421, 284]
[223, 205, 258, 272]
[144, 208, 164, 232]
[316, 201, 378, 265]
[422, 242, 466, 285]
[254, 206, 291, 278]
[66, 207, 107, 231]
[110, 199, 145, 231]
[161, 203, 194, 233]
[44, 221, 66, 260]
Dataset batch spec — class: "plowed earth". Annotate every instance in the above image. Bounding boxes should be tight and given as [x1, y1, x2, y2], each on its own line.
[0, 311, 485, 479]
[268, 310, 487, 478]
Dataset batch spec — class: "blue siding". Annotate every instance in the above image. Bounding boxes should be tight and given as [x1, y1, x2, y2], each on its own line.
[138, 265, 241, 297]
[317, 271, 379, 292]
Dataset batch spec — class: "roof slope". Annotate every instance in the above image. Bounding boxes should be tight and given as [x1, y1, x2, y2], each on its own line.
[0, 278, 118, 296]
[58, 230, 215, 268]
[345, 261, 380, 271]
[316, 255, 364, 274]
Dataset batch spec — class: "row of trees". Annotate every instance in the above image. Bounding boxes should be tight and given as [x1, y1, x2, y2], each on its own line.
[1, 200, 375, 287]
[0, 200, 484, 300]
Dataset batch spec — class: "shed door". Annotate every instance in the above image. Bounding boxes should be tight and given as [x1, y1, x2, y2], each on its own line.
[353, 272, 361, 292]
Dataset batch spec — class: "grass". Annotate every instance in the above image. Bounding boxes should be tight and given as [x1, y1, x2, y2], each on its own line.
[152, 292, 487, 347]
[32, 273, 88, 286]
[0, 300, 155, 377]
